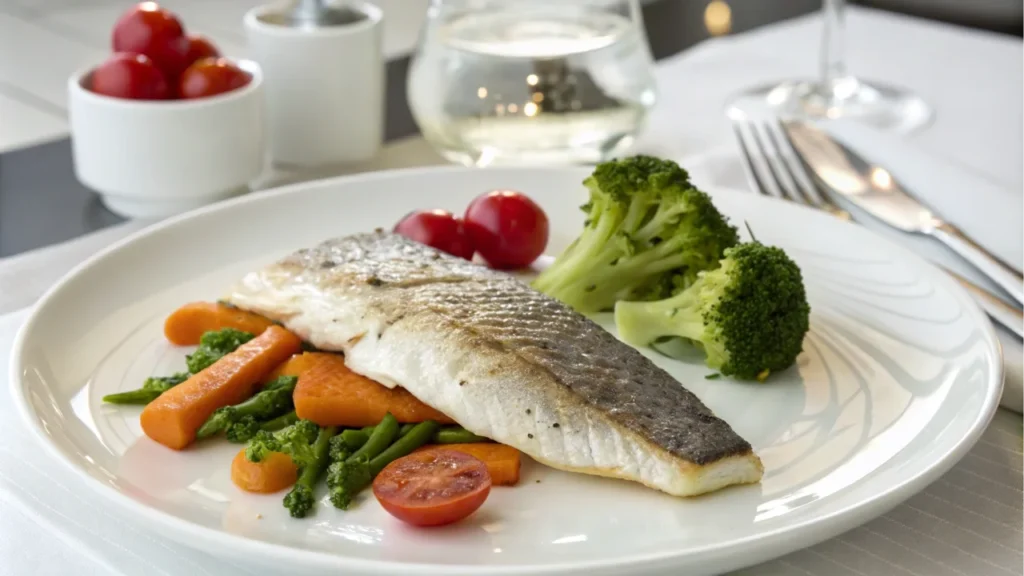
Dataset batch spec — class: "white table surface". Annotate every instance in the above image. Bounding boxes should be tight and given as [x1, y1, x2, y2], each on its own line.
[1, 6, 1022, 576]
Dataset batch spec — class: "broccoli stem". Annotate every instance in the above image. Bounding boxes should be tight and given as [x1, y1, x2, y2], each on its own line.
[260, 410, 299, 431]
[368, 420, 441, 476]
[347, 413, 399, 462]
[102, 373, 189, 405]
[283, 426, 337, 519]
[195, 376, 297, 439]
[613, 290, 703, 348]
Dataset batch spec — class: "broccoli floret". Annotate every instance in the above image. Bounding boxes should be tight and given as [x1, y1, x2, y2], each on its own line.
[531, 156, 739, 313]
[614, 242, 810, 380]
[328, 434, 354, 462]
[245, 419, 320, 463]
[225, 416, 261, 443]
[186, 328, 255, 373]
[326, 455, 372, 510]
[282, 425, 337, 518]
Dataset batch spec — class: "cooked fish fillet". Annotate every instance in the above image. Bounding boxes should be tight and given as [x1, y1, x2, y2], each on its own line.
[225, 231, 763, 496]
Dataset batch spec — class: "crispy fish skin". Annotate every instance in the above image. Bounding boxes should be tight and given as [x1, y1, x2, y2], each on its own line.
[225, 232, 763, 496]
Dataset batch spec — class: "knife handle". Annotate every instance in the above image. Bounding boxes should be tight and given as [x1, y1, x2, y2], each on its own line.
[931, 222, 1024, 306]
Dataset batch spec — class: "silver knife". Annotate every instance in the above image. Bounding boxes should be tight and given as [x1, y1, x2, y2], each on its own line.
[782, 120, 1024, 307]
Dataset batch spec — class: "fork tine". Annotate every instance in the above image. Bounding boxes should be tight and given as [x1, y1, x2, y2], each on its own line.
[749, 119, 809, 206]
[762, 118, 829, 207]
[729, 112, 782, 198]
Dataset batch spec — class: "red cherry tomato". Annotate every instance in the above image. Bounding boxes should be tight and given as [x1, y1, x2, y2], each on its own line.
[90, 53, 170, 100]
[393, 210, 475, 260]
[112, 3, 190, 80]
[184, 35, 220, 66]
[464, 190, 549, 269]
[177, 58, 251, 99]
[373, 449, 491, 527]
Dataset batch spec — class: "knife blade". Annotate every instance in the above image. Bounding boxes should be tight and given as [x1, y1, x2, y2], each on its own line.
[782, 120, 1024, 306]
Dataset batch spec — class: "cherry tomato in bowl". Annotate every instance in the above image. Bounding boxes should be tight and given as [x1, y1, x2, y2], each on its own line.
[90, 53, 170, 100]
[393, 209, 475, 260]
[178, 57, 251, 99]
[373, 449, 492, 527]
[184, 35, 220, 66]
[464, 190, 549, 270]
[111, 3, 190, 80]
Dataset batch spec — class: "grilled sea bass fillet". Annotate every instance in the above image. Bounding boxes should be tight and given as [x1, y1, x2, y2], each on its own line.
[225, 232, 763, 496]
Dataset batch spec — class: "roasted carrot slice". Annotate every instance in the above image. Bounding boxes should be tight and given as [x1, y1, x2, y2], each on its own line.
[141, 325, 302, 450]
[414, 443, 522, 486]
[164, 302, 276, 346]
[287, 352, 455, 427]
[230, 448, 298, 493]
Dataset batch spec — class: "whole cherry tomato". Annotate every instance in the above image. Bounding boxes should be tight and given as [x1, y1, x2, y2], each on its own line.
[464, 190, 549, 270]
[111, 3, 190, 80]
[393, 209, 476, 260]
[373, 449, 492, 527]
[184, 35, 220, 67]
[177, 58, 251, 99]
[90, 53, 170, 100]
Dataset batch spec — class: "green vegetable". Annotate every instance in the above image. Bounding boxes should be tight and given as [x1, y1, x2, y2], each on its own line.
[283, 425, 338, 519]
[185, 328, 255, 374]
[260, 410, 299, 432]
[361, 423, 490, 445]
[614, 242, 810, 380]
[195, 376, 298, 440]
[531, 156, 738, 314]
[348, 413, 399, 463]
[225, 416, 261, 443]
[245, 419, 320, 463]
[327, 420, 440, 510]
[434, 426, 490, 444]
[101, 372, 188, 405]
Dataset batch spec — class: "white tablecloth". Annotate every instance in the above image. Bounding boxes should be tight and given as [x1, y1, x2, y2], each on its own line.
[2, 6, 1022, 576]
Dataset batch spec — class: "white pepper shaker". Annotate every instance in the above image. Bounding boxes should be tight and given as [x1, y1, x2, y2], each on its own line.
[244, 0, 384, 169]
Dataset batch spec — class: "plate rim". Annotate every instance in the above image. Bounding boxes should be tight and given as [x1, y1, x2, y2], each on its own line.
[9, 164, 1005, 575]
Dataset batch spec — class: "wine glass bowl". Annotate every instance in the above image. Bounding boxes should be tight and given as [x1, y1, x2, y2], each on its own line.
[406, 0, 658, 167]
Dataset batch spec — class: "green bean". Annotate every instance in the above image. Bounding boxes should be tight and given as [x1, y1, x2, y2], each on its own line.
[347, 413, 398, 463]
[369, 420, 441, 476]
[434, 426, 491, 444]
[260, 410, 299, 431]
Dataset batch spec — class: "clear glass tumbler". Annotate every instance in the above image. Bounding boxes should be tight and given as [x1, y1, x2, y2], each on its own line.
[407, 0, 658, 167]
[731, 0, 932, 133]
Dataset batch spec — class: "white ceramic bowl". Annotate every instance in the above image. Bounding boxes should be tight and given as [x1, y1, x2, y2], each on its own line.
[68, 59, 265, 219]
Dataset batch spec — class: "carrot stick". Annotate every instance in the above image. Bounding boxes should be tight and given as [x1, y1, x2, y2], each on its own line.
[164, 302, 276, 346]
[286, 352, 455, 427]
[230, 448, 298, 493]
[141, 325, 302, 450]
[414, 443, 521, 486]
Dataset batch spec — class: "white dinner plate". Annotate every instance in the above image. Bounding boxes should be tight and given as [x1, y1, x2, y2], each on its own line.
[11, 166, 1002, 576]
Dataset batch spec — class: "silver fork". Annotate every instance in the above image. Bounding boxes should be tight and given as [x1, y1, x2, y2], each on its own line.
[730, 111, 1023, 339]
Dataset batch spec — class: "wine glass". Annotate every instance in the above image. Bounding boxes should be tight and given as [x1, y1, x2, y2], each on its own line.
[730, 0, 932, 133]
[406, 0, 658, 167]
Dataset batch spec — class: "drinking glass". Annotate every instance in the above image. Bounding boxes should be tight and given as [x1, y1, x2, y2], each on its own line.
[406, 0, 658, 167]
[731, 0, 932, 133]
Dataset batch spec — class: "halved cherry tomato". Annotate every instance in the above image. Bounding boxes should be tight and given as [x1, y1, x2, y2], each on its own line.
[184, 35, 220, 66]
[111, 3, 190, 80]
[178, 57, 251, 99]
[464, 190, 549, 270]
[393, 209, 475, 260]
[372, 449, 491, 527]
[90, 53, 169, 100]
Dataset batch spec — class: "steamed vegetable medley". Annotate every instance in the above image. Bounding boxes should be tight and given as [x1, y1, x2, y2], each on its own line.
[105, 304, 520, 525]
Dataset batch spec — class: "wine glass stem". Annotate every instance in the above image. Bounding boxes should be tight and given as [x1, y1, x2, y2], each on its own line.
[820, 0, 847, 88]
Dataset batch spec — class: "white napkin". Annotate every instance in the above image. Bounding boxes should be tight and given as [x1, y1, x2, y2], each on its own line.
[682, 122, 1023, 413]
